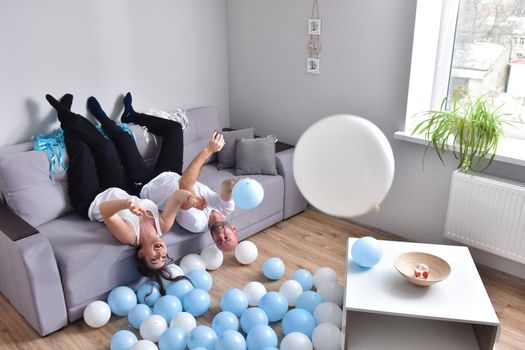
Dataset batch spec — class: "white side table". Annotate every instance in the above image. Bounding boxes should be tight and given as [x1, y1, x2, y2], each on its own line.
[342, 238, 500, 350]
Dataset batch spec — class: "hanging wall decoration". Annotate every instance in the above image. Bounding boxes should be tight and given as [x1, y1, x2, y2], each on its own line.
[307, 0, 321, 74]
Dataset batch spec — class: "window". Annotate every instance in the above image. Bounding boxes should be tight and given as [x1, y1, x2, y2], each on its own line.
[405, 0, 525, 139]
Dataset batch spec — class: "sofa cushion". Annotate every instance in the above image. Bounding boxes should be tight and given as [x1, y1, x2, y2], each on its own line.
[217, 128, 255, 170]
[0, 150, 72, 227]
[182, 107, 222, 170]
[234, 136, 278, 176]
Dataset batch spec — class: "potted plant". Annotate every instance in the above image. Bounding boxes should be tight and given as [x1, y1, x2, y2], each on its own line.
[412, 95, 509, 173]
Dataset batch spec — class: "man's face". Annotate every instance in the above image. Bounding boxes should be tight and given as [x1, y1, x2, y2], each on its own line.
[210, 221, 239, 251]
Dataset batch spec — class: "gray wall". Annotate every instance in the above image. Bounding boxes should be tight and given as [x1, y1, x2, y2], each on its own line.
[226, 0, 525, 278]
[0, 0, 229, 147]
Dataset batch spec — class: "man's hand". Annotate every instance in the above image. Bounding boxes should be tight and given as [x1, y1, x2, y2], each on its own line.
[127, 198, 146, 216]
[220, 178, 238, 202]
[206, 132, 225, 153]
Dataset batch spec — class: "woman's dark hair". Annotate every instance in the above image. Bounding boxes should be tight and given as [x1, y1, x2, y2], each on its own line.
[135, 249, 193, 294]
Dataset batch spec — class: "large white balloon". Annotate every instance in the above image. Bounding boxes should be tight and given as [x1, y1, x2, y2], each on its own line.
[235, 240, 259, 265]
[170, 311, 197, 335]
[279, 280, 303, 307]
[83, 300, 111, 328]
[280, 332, 313, 350]
[313, 302, 343, 329]
[312, 323, 342, 350]
[200, 245, 224, 270]
[293, 115, 395, 218]
[140, 315, 168, 343]
[180, 254, 206, 274]
[161, 263, 184, 289]
[243, 281, 267, 306]
[316, 282, 344, 306]
[131, 340, 158, 350]
[313, 267, 338, 289]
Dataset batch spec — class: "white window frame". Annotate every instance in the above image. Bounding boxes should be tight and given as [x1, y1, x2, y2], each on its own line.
[398, 0, 525, 167]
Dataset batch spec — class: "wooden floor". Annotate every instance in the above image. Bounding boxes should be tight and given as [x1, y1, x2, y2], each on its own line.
[0, 209, 524, 349]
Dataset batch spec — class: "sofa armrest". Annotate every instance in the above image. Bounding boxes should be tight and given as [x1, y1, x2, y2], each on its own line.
[0, 206, 67, 336]
[275, 149, 307, 219]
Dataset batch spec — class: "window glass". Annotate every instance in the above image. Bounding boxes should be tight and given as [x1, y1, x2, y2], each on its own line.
[448, 0, 525, 122]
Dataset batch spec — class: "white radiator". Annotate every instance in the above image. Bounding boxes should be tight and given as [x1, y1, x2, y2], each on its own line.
[444, 170, 525, 264]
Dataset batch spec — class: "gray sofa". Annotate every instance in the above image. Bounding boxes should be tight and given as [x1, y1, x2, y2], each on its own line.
[0, 106, 306, 336]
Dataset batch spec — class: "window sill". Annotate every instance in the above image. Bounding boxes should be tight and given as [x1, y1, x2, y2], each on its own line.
[394, 131, 525, 167]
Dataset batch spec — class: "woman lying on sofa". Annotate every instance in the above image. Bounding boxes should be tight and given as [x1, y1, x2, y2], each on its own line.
[45, 93, 238, 286]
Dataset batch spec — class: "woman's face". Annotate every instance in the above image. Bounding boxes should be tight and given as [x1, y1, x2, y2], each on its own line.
[138, 239, 168, 269]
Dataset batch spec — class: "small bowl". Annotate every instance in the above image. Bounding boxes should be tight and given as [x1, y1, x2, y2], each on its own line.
[394, 252, 451, 287]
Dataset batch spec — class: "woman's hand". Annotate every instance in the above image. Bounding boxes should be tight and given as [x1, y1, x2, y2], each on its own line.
[206, 132, 225, 153]
[127, 198, 146, 216]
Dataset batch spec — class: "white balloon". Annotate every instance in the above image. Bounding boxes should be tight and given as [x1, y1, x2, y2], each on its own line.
[179, 254, 206, 274]
[131, 339, 158, 350]
[161, 263, 184, 289]
[235, 240, 259, 265]
[170, 311, 197, 335]
[279, 280, 303, 307]
[316, 282, 344, 306]
[140, 315, 168, 343]
[200, 245, 224, 270]
[83, 300, 111, 328]
[293, 115, 395, 218]
[312, 323, 341, 350]
[313, 302, 343, 329]
[243, 281, 267, 306]
[280, 332, 313, 350]
[313, 267, 338, 289]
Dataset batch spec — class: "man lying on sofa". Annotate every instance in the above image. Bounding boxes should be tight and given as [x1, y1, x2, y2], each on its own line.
[89, 92, 241, 253]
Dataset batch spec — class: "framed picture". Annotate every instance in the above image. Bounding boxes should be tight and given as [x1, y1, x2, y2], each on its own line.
[308, 19, 321, 35]
[306, 58, 320, 74]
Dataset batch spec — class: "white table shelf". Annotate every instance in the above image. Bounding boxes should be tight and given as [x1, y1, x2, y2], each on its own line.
[342, 238, 500, 350]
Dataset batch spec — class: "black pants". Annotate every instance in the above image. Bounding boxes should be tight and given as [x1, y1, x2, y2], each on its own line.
[62, 110, 183, 217]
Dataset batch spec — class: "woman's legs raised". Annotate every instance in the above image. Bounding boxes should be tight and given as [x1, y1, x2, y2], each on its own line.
[121, 92, 184, 175]
[46, 94, 127, 195]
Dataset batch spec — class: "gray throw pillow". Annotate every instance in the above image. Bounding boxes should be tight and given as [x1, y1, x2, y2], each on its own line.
[217, 128, 255, 169]
[235, 136, 278, 175]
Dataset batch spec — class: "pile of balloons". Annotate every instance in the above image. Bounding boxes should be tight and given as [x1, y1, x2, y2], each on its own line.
[84, 244, 345, 350]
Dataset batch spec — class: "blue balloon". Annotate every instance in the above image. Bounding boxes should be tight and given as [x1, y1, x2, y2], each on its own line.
[295, 291, 323, 315]
[153, 295, 182, 323]
[258, 292, 288, 322]
[246, 325, 277, 350]
[127, 304, 152, 329]
[158, 326, 186, 350]
[166, 279, 194, 299]
[282, 308, 316, 338]
[262, 258, 285, 280]
[212, 311, 239, 335]
[261, 348, 278, 350]
[351, 236, 383, 268]
[240, 307, 268, 333]
[215, 330, 246, 350]
[187, 269, 213, 292]
[107, 286, 137, 316]
[290, 269, 313, 291]
[183, 288, 211, 317]
[136, 280, 161, 307]
[110, 329, 137, 350]
[220, 288, 248, 317]
[187, 325, 218, 350]
[232, 178, 264, 209]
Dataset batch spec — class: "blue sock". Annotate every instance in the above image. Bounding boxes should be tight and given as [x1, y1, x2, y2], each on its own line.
[121, 92, 136, 123]
[87, 97, 109, 122]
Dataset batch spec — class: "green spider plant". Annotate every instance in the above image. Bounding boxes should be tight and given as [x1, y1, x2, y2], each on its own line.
[412, 95, 510, 173]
